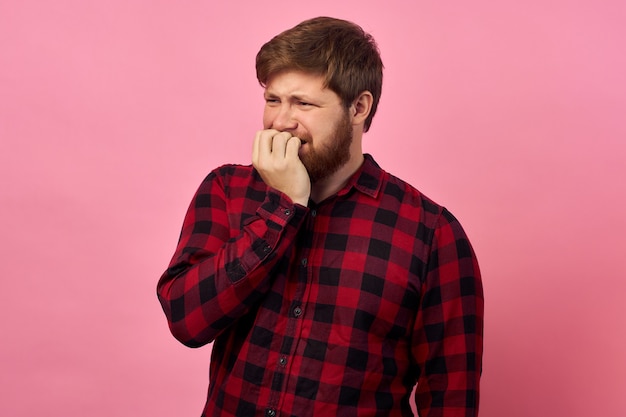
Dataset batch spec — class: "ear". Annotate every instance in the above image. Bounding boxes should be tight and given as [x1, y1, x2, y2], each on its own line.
[349, 91, 374, 126]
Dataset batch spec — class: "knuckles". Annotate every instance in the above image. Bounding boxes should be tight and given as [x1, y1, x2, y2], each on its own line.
[252, 129, 305, 178]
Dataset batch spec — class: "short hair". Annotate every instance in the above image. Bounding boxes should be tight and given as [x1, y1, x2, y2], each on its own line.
[256, 16, 383, 132]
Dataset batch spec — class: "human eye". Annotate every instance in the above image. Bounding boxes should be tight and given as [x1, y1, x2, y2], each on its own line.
[264, 96, 280, 105]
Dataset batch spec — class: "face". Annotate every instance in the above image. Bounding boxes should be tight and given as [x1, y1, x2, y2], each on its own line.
[263, 71, 354, 183]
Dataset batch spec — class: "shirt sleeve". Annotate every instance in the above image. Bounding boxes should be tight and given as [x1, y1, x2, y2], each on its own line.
[412, 208, 484, 417]
[156, 170, 308, 348]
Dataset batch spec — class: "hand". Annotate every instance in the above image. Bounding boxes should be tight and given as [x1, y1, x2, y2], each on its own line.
[252, 129, 311, 206]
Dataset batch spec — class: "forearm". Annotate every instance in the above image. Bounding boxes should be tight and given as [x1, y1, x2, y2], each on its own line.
[157, 174, 307, 347]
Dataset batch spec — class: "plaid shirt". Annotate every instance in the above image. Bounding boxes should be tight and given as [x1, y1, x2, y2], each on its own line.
[157, 154, 483, 417]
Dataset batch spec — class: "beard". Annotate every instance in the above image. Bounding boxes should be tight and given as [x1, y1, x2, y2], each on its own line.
[298, 111, 354, 184]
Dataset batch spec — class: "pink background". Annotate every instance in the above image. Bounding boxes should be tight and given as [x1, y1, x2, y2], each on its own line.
[1, 1, 625, 416]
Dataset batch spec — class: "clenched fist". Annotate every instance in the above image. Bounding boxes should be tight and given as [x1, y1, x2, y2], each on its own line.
[252, 129, 311, 206]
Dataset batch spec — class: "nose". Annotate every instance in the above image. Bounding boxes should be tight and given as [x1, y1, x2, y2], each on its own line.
[271, 104, 298, 131]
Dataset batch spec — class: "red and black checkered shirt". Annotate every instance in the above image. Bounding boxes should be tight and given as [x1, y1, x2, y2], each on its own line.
[157, 154, 483, 417]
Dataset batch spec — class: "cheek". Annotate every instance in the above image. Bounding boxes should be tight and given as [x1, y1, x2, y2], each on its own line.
[262, 108, 274, 129]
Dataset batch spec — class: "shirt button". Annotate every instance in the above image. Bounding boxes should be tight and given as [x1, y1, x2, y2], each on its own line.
[311, 209, 317, 217]
[263, 245, 271, 253]
[278, 356, 287, 367]
[301, 258, 307, 267]
[293, 306, 303, 317]
[284, 209, 291, 216]
[266, 408, 276, 417]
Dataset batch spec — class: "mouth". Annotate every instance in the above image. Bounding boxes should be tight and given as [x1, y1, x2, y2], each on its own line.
[295, 134, 312, 148]
[298, 139, 308, 156]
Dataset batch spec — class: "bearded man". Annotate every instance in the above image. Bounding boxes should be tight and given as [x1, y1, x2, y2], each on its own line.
[157, 16, 484, 417]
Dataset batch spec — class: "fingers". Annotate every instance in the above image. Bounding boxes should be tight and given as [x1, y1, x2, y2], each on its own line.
[285, 136, 302, 158]
[251, 129, 310, 205]
[253, 130, 293, 164]
[269, 132, 290, 159]
[254, 130, 276, 167]
[252, 130, 263, 165]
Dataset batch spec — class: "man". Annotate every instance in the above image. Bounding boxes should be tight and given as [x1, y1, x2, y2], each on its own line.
[157, 16, 483, 417]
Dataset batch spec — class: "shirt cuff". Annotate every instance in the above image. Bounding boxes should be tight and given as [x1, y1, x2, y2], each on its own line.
[256, 188, 308, 230]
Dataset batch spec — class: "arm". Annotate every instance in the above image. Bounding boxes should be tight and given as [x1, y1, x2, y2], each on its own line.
[157, 169, 307, 347]
[412, 209, 484, 416]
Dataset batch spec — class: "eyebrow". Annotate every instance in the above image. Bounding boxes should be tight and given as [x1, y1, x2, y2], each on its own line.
[292, 94, 314, 102]
[264, 91, 317, 102]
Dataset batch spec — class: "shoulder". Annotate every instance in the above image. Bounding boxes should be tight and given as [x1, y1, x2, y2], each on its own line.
[203, 163, 256, 182]
[197, 163, 263, 190]
[384, 171, 470, 242]
[188, 164, 268, 207]
[374, 163, 445, 229]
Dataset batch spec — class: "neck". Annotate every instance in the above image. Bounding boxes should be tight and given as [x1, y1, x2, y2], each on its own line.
[310, 152, 364, 203]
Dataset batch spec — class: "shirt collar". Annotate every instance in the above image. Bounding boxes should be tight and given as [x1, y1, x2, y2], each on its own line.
[337, 154, 383, 199]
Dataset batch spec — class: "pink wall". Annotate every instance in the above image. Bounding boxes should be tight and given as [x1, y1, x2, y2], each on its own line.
[1, 1, 624, 416]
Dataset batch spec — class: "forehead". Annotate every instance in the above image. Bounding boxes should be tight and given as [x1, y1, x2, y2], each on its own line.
[264, 70, 340, 101]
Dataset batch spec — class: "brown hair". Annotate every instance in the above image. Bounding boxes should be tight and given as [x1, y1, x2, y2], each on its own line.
[256, 17, 383, 132]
